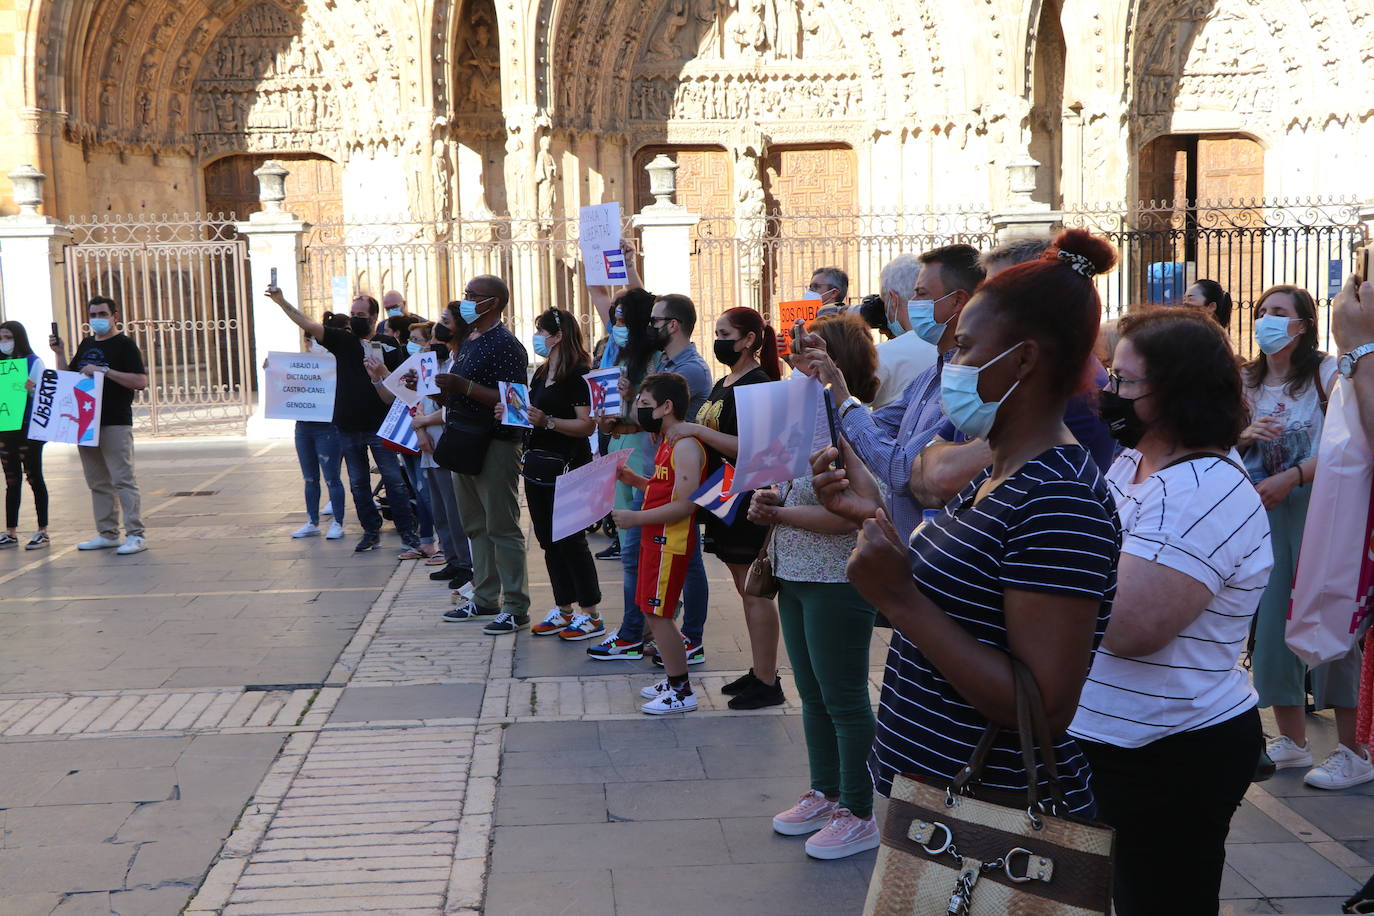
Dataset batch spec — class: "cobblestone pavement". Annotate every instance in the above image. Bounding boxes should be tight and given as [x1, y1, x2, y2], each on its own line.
[2, 440, 1372, 915]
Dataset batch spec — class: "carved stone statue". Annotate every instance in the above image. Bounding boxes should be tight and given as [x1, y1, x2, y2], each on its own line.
[648, 0, 690, 61]
[535, 133, 558, 227]
[772, 0, 800, 59]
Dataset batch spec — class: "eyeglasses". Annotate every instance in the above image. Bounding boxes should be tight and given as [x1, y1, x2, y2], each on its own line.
[648, 316, 673, 328]
[1105, 369, 1146, 395]
[808, 282, 836, 293]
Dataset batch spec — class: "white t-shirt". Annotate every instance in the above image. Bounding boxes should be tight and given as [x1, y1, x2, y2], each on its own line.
[1242, 355, 1337, 482]
[1069, 449, 1273, 749]
[872, 332, 937, 410]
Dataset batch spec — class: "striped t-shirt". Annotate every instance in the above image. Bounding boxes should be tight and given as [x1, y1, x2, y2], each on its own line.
[870, 445, 1120, 815]
[1070, 450, 1272, 749]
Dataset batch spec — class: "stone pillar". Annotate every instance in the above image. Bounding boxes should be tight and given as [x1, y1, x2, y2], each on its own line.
[0, 165, 72, 340]
[236, 161, 311, 439]
[990, 154, 1062, 243]
[631, 154, 700, 296]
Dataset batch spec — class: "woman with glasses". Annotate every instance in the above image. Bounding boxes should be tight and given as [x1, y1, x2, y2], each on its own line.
[1241, 286, 1370, 789]
[0, 321, 50, 549]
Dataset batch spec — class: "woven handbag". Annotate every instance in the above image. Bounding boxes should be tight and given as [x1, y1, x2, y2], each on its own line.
[863, 661, 1115, 916]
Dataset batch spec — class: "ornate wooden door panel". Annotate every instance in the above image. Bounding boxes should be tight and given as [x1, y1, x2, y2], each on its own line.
[203, 152, 342, 224]
[760, 146, 858, 308]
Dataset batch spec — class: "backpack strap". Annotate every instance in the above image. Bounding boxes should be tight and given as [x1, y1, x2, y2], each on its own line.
[1315, 364, 1329, 414]
[1160, 450, 1247, 478]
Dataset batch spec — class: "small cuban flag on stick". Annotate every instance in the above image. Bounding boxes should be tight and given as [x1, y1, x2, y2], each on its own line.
[585, 367, 623, 417]
[690, 462, 743, 525]
[603, 248, 628, 283]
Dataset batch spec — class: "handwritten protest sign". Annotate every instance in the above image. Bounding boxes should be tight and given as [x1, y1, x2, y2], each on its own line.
[0, 359, 30, 432]
[499, 382, 532, 428]
[585, 366, 623, 417]
[775, 299, 814, 355]
[732, 375, 824, 493]
[552, 450, 631, 542]
[263, 351, 336, 422]
[382, 352, 438, 407]
[580, 203, 627, 285]
[28, 369, 102, 446]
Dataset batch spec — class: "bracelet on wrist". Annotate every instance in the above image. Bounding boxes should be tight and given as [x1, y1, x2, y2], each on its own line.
[1294, 464, 1305, 486]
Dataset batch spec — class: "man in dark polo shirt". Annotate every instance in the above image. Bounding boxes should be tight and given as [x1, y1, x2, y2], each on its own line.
[268, 286, 419, 554]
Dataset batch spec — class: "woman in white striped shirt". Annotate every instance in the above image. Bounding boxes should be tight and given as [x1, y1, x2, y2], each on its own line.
[1071, 308, 1272, 916]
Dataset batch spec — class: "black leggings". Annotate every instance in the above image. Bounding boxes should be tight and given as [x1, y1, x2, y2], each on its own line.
[0, 434, 47, 530]
[524, 477, 602, 609]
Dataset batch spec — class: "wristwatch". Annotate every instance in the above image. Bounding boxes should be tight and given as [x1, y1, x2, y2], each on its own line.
[1338, 342, 1374, 379]
[544, 416, 556, 430]
[838, 395, 863, 420]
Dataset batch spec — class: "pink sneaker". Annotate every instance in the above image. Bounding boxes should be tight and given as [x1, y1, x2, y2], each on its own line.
[804, 808, 880, 860]
[772, 790, 838, 836]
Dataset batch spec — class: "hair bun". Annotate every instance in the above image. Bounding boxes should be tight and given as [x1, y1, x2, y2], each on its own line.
[1047, 228, 1118, 278]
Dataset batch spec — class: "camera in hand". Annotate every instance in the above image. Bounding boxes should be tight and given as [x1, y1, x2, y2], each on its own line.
[857, 294, 886, 331]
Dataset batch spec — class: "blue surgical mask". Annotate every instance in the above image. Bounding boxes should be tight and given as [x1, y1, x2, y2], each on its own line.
[907, 292, 955, 347]
[533, 334, 552, 358]
[459, 299, 485, 324]
[610, 326, 629, 347]
[1255, 314, 1298, 355]
[939, 341, 1025, 440]
[387, 307, 403, 318]
[90, 317, 112, 335]
[406, 341, 422, 356]
[887, 319, 906, 338]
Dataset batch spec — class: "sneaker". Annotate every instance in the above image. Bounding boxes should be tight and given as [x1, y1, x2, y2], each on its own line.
[804, 809, 880, 860]
[442, 601, 499, 623]
[321, 502, 334, 517]
[24, 532, 49, 551]
[0, 533, 16, 549]
[594, 540, 621, 561]
[77, 535, 121, 551]
[354, 532, 381, 552]
[652, 638, 706, 668]
[292, 522, 320, 538]
[559, 613, 606, 642]
[531, 608, 573, 636]
[1303, 744, 1374, 790]
[640, 678, 673, 700]
[721, 669, 761, 695]
[483, 612, 530, 635]
[1267, 735, 1313, 770]
[772, 790, 839, 836]
[424, 553, 448, 566]
[586, 632, 644, 661]
[325, 521, 344, 540]
[115, 535, 147, 556]
[641, 686, 696, 715]
[728, 674, 785, 710]
[429, 562, 458, 580]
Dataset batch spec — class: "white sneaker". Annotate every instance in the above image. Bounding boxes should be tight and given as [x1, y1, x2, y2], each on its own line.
[1304, 744, 1374, 790]
[77, 535, 121, 551]
[325, 521, 344, 540]
[804, 808, 880, 860]
[321, 502, 334, 517]
[640, 678, 672, 700]
[292, 522, 320, 538]
[640, 686, 696, 715]
[1267, 735, 1313, 770]
[115, 535, 147, 555]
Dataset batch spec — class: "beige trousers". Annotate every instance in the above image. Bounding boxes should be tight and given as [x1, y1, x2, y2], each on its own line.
[78, 425, 144, 539]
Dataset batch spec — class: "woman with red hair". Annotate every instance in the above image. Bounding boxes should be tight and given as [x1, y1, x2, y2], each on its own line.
[666, 306, 785, 709]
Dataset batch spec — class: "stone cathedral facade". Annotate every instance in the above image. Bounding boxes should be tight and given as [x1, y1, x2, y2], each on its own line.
[2, 0, 1374, 224]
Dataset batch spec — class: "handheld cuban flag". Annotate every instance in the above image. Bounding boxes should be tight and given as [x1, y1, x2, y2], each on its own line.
[690, 463, 743, 525]
[74, 377, 100, 445]
[377, 397, 420, 455]
[603, 248, 628, 283]
[585, 366, 623, 418]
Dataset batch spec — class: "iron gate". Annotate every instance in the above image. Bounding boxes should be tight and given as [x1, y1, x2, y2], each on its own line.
[63, 217, 254, 436]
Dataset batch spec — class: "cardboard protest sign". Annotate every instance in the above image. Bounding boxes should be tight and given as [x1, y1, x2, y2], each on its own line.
[776, 299, 814, 355]
[263, 351, 336, 422]
[28, 369, 102, 446]
[376, 397, 420, 455]
[0, 359, 30, 432]
[585, 366, 623, 417]
[552, 450, 631, 541]
[499, 382, 532, 428]
[732, 375, 824, 493]
[382, 352, 438, 407]
[580, 203, 628, 285]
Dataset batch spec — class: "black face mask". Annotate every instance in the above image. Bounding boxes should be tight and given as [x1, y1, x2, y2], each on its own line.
[645, 324, 669, 351]
[432, 321, 454, 343]
[1098, 390, 1146, 449]
[348, 316, 372, 338]
[637, 405, 663, 434]
[713, 338, 744, 367]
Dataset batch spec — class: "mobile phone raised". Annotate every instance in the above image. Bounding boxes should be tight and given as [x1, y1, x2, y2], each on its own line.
[822, 384, 844, 471]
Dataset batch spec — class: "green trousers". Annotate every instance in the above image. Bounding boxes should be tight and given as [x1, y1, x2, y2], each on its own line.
[777, 578, 877, 818]
[452, 438, 530, 617]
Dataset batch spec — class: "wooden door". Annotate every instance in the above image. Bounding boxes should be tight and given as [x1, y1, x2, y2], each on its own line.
[203, 153, 342, 225]
[760, 146, 858, 310]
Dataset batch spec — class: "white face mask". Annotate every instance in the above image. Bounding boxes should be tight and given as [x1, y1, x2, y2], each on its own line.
[803, 290, 824, 302]
[0, 341, 13, 356]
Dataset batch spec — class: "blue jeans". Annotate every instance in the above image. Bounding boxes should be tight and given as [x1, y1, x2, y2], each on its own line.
[338, 429, 418, 545]
[425, 466, 473, 577]
[294, 422, 345, 526]
[618, 492, 708, 646]
[402, 453, 435, 543]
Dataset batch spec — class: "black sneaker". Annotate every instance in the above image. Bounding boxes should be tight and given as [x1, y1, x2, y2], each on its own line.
[442, 601, 499, 623]
[483, 612, 530, 635]
[429, 563, 458, 581]
[721, 669, 760, 695]
[727, 675, 786, 710]
[594, 540, 621, 561]
[652, 639, 706, 668]
[0, 533, 17, 549]
[354, 532, 381, 552]
[24, 532, 49, 551]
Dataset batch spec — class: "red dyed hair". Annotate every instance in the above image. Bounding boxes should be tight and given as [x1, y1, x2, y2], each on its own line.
[975, 228, 1118, 398]
[720, 306, 781, 380]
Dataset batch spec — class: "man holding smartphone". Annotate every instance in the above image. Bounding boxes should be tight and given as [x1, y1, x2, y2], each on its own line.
[266, 286, 420, 554]
[49, 296, 150, 555]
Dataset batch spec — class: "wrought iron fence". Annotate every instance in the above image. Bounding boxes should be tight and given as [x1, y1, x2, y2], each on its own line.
[1065, 198, 1367, 359]
[63, 214, 254, 436]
